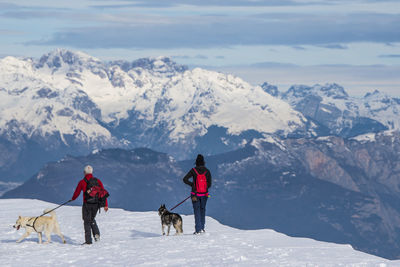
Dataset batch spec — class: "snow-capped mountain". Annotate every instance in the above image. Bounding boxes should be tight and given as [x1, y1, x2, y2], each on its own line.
[31, 49, 307, 140]
[2, 199, 393, 266]
[269, 82, 400, 137]
[4, 49, 400, 262]
[0, 49, 308, 181]
[5, 131, 400, 260]
[0, 53, 113, 144]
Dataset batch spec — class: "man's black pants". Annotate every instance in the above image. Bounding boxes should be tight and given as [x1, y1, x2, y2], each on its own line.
[82, 203, 100, 244]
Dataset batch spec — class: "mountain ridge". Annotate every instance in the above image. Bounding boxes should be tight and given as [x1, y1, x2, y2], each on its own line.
[0, 49, 309, 181]
[274, 82, 400, 137]
[5, 130, 400, 259]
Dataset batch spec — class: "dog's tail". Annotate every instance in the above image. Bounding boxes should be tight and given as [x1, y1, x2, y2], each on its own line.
[43, 208, 56, 219]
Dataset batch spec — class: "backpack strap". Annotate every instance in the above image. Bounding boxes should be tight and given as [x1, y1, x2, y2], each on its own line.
[84, 177, 97, 185]
[84, 177, 98, 194]
[84, 177, 90, 189]
[193, 168, 206, 176]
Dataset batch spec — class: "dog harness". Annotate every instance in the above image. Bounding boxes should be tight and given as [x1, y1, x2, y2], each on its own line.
[26, 217, 39, 232]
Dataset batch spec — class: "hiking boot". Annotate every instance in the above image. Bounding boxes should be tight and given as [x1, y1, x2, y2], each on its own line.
[94, 234, 100, 242]
[81, 242, 92, 245]
[193, 231, 200, 235]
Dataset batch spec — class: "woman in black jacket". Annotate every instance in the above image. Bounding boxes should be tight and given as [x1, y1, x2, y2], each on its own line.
[183, 154, 212, 234]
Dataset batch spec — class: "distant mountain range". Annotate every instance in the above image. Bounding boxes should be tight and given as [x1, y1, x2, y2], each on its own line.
[0, 49, 308, 181]
[4, 49, 400, 259]
[4, 131, 400, 260]
[2, 50, 400, 182]
[262, 82, 400, 137]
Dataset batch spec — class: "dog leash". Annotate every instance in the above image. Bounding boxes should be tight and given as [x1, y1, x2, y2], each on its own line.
[26, 200, 73, 232]
[170, 196, 191, 211]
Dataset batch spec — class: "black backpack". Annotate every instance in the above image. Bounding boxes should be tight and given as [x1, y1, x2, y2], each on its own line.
[84, 177, 109, 207]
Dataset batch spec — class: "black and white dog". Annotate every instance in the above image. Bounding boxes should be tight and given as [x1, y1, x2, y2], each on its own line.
[158, 204, 183, 236]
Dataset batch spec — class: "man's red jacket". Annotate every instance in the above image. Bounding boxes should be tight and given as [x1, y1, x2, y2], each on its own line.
[71, 173, 108, 207]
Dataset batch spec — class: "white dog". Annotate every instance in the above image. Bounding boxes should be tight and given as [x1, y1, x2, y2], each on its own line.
[13, 209, 66, 244]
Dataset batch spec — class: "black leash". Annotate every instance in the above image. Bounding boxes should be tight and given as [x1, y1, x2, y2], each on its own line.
[170, 196, 191, 211]
[27, 200, 72, 232]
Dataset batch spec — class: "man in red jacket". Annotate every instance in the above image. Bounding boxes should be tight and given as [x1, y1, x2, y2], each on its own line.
[71, 165, 108, 245]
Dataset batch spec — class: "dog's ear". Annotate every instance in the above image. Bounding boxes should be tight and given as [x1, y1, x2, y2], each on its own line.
[18, 216, 21, 219]
[162, 204, 166, 208]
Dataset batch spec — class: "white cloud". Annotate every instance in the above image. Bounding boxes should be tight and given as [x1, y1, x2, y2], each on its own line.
[0, 0, 399, 74]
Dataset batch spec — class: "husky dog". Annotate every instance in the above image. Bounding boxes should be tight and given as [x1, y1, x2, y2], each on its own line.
[13, 209, 66, 244]
[158, 204, 183, 236]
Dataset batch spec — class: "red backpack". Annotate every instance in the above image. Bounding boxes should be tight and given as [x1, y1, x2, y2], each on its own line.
[193, 168, 208, 196]
[84, 177, 110, 207]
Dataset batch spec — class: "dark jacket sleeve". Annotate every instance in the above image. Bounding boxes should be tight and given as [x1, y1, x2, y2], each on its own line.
[183, 169, 194, 187]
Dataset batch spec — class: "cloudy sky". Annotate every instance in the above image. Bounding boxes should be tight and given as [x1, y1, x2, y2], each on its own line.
[0, 0, 399, 95]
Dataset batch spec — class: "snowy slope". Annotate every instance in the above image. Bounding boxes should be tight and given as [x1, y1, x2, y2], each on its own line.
[362, 90, 400, 129]
[0, 49, 310, 180]
[1, 199, 396, 266]
[0, 55, 114, 146]
[279, 83, 400, 137]
[0, 49, 311, 181]
[0, 49, 307, 144]
[128, 67, 304, 140]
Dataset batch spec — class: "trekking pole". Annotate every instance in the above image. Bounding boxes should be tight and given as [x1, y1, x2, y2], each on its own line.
[170, 196, 191, 211]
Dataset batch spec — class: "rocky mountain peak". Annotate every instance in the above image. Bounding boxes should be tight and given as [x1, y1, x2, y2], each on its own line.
[111, 56, 188, 75]
[363, 89, 393, 103]
[364, 89, 381, 99]
[283, 83, 349, 100]
[316, 83, 349, 99]
[261, 82, 279, 97]
[283, 84, 313, 99]
[35, 49, 101, 69]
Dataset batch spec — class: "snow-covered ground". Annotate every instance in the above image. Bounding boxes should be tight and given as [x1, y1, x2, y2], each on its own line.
[1, 199, 396, 266]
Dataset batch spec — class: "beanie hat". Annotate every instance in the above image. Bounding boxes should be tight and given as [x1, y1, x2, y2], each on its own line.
[195, 154, 205, 167]
[84, 165, 93, 174]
